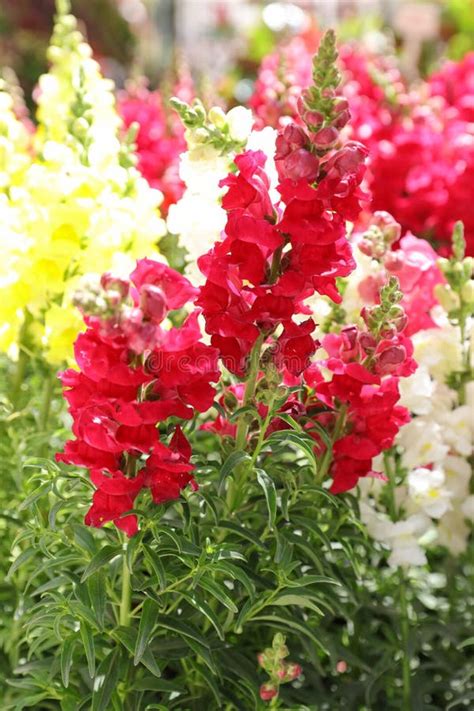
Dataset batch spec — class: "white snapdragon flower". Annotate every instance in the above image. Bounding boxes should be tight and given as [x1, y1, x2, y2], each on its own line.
[226, 106, 254, 143]
[439, 405, 473, 457]
[437, 511, 470, 555]
[412, 325, 463, 381]
[461, 496, 474, 522]
[407, 467, 451, 519]
[397, 420, 449, 470]
[384, 514, 432, 568]
[398, 365, 435, 416]
[443, 455, 471, 500]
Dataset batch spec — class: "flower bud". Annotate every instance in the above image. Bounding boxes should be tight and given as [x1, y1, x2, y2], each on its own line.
[372, 211, 401, 245]
[139, 284, 167, 323]
[259, 683, 278, 701]
[359, 331, 377, 354]
[461, 279, 474, 304]
[226, 106, 253, 143]
[285, 663, 302, 681]
[100, 273, 130, 299]
[208, 106, 226, 129]
[376, 345, 406, 374]
[310, 126, 339, 150]
[434, 283, 461, 312]
[276, 148, 319, 182]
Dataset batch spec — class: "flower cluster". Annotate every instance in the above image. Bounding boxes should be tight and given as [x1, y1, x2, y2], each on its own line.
[342, 211, 445, 336]
[359, 225, 474, 566]
[197, 31, 369, 380]
[167, 98, 279, 283]
[0, 1, 166, 362]
[258, 634, 302, 703]
[302, 276, 416, 493]
[250, 37, 474, 255]
[117, 82, 188, 215]
[57, 258, 219, 535]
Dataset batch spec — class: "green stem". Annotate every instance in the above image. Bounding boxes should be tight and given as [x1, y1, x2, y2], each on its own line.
[119, 541, 131, 627]
[235, 333, 265, 452]
[39, 370, 54, 433]
[316, 404, 347, 484]
[399, 569, 412, 710]
[11, 317, 30, 408]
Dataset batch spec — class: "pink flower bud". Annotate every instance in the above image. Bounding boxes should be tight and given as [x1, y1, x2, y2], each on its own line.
[376, 345, 406, 374]
[286, 663, 302, 680]
[358, 238, 375, 257]
[260, 683, 278, 701]
[275, 125, 307, 159]
[336, 660, 348, 673]
[100, 273, 130, 299]
[359, 331, 377, 354]
[139, 284, 167, 323]
[372, 211, 401, 245]
[297, 97, 324, 128]
[310, 126, 339, 150]
[277, 148, 320, 182]
[333, 109, 350, 129]
[257, 653, 266, 668]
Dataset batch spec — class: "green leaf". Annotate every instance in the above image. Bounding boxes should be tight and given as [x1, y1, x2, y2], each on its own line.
[272, 593, 323, 615]
[7, 548, 37, 578]
[256, 469, 277, 529]
[92, 648, 121, 711]
[197, 575, 239, 613]
[80, 623, 95, 678]
[218, 451, 251, 495]
[19, 482, 52, 511]
[181, 591, 225, 640]
[213, 562, 255, 599]
[217, 521, 267, 550]
[60, 636, 76, 688]
[80, 545, 120, 582]
[133, 677, 182, 692]
[143, 548, 167, 591]
[267, 430, 317, 471]
[252, 614, 329, 656]
[88, 572, 106, 629]
[134, 598, 159, 665]
[114, 627, 161, 678]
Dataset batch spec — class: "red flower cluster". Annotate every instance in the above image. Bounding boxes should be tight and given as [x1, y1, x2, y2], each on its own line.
[197, 37, 369, 378]
[117, 84, 188, 215]
[250, 38, 474, 255]
[304, 296, 415, 492]
[57, 259, 219, 535]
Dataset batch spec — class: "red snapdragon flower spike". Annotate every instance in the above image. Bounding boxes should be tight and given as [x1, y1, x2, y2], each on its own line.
[57, 259, 218, 536]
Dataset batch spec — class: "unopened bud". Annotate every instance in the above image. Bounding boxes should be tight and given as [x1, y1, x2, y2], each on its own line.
[100, 273, 129, 299]
[461, 279, 474, 304]
[259, 683, 278, 701]
[434, 283, 461, 312]
[208, 106, 226, 129]
[376, 345, 406, 374]
[310, 126, 339, 150]
[139, 284, 167, 323]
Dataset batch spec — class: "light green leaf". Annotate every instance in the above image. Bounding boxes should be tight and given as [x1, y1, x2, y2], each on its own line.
[256, 469, 277, 529]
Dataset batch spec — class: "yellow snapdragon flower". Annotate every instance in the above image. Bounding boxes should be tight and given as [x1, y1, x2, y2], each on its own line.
[1, 0, 166, 364]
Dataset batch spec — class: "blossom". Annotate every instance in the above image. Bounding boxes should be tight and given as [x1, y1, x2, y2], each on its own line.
[407, 467, 452, 519]
[117, 83, 187, 214]
[0, 6, 166, 363]
[57, 259, 218, 535]
[397, 420, 449, 470]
